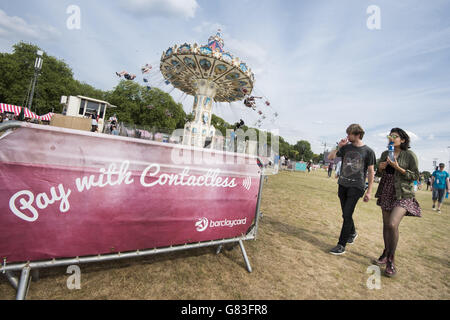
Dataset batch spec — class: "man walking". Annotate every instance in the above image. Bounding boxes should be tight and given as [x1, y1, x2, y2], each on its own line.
[327, 124, 376, 255]
[431, 163, 449, 213]
[328, 162, 334, 178]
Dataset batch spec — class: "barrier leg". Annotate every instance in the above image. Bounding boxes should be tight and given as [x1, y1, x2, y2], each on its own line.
[31, 269, 40, 282]
[16, 266, 31, 300]
[215, 245, 223, 255]
[238, 240, 252, 273]
[252, 175, 265, 239]
[5, 271, 19, 290]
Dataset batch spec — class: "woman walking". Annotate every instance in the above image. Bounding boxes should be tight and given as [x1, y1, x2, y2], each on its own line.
[373, 128, 421, 277]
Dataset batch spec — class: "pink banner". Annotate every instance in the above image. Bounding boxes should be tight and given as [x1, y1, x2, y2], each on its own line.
[0, 124, 261, 263]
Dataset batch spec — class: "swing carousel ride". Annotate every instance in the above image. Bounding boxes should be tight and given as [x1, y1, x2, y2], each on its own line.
[116, 30, 278, 148]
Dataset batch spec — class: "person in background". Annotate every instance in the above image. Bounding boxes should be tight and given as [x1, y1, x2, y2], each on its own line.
[109, 114, 118, 133]
[111, 125, 119, 136]
[431, 163, 450, 213]
[306, 161, 312, 173]
[116, 71, 136, 81]
[373, 128, 421, 277]
[91, 113, 98, 132]
[328, 162, 334, 178]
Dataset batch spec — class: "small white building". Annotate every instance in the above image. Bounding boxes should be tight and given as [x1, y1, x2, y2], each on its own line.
[60, 96, 117, 133]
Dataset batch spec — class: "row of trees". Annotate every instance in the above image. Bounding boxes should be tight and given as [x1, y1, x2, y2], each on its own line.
[0, 42, 322, 162]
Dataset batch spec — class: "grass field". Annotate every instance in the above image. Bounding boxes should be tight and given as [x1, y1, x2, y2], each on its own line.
[1, 170, 449, 300]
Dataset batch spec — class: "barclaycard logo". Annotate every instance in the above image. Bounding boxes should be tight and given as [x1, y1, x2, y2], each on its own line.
[195, 217, 247, 232]
[195, 218, 209, 232]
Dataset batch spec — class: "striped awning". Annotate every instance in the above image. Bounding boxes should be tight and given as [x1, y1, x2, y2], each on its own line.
[0, 103, 23, 115]
[39, 113, 54, 121]
[0, 103, 54, 121]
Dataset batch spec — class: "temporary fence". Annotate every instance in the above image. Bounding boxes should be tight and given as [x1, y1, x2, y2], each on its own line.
[0, 122, 264, 300]
[281, 161, 308, 172]
[104, 122, 175, 143]
[105, 123, 281, 163]
[295, 162, 307, 172]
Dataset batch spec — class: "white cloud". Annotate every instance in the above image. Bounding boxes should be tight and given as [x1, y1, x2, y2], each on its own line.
[120, 0, 199, 19]
[193, 22, 224, 34]
[192, 22, 269, 75]
[0, 9, 60, 41]
[226, 37, 269, 72]
[406, 131, 420, 142]
[377, 132, 389, 139]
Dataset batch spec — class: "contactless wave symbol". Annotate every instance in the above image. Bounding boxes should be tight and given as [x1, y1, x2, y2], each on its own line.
[195, 217, 208, 232]
[242, 176, 252, 191]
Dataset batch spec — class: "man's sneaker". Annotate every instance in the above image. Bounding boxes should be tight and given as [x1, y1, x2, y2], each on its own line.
[329, 244, 346, 255]
[437, 209, 441, 213]
[432, 205, 436, 211]
[347, 232, 358, 244]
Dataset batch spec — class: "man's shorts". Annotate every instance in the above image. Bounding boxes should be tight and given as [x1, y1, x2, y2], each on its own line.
[432, 188, 446, 203]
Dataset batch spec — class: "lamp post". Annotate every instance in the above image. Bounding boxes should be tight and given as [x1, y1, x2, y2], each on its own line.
[322, 142, 327, 154]
[321, 142, 328, 163]
[27, 50, 44, 114]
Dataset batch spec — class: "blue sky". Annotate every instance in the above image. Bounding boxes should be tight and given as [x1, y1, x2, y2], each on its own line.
[0, 0, 449, 171]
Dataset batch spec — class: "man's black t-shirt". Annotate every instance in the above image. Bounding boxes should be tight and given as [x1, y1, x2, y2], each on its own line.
[336, 144, 376, 190]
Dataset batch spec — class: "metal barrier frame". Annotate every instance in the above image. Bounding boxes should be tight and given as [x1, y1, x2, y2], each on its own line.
[0, 122, 265, 300]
